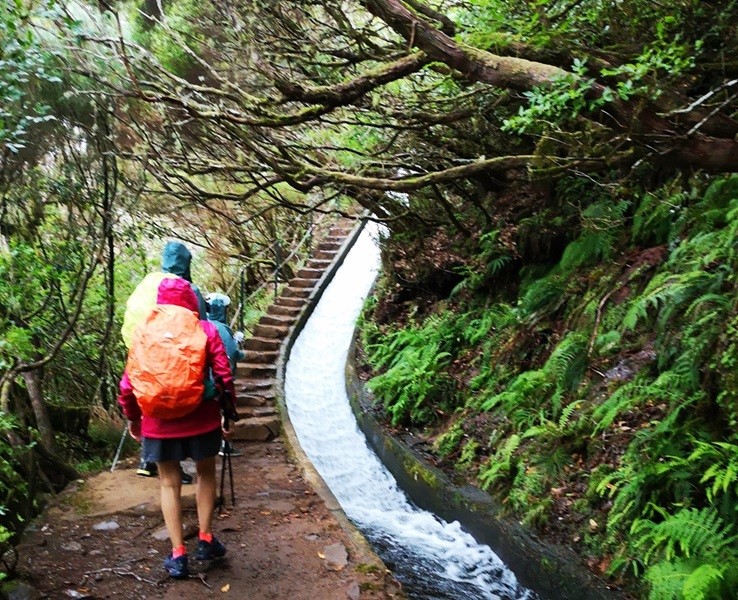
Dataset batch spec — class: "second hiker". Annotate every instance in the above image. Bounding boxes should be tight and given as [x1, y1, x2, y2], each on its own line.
[206, 292, 246, 456]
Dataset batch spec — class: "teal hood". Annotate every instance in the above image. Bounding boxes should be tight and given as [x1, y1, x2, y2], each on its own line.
[161, 241, 192, 281]
[208, 296, 228, 323]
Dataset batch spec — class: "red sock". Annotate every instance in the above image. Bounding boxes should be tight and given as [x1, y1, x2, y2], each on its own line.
[172, 545, 186, 558]
[199, 532, 213, 543]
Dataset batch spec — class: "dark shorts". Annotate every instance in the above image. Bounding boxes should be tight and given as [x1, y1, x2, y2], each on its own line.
[142, 428, 221, 463]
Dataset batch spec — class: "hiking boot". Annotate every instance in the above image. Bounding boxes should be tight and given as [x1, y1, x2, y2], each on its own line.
[218, 442, 242, 457]
[136, 461, 157, 477]
[164, 553, 189, 579]
[180, 469, 194, 485]
[195, 537, 226, 560]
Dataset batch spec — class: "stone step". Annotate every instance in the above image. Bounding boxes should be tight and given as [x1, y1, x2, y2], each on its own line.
[282, 286, 312, 299]
[296, 267, 323, 280]
[238, 377, 274, 391]
[274, 296, 303, 309]
[287, 278, 315, 290]
[235, 392, 269, 407]
[313, 249, 338, 261]
[318, 240, 341, 251]
[236, 405, 278, 419]
[243, 336, 282, 352]
[267, 303, 301, 317]
[235, 362, 277, 378]
[243, 349, 280, 364]
[306, 258, 333, 269]
[229, 415, 281, 442]
[253, 323, 289, 339]
[259, 313, 296, 328]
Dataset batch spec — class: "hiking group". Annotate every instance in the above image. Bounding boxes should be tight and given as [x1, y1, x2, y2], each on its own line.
[117, 241, 245, 579]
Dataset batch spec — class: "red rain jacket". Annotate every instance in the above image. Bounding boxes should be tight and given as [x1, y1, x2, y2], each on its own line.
[118, 277, 236, 439]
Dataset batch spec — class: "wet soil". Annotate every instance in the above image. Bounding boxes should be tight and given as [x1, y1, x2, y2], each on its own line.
[13, 440, 403, 600]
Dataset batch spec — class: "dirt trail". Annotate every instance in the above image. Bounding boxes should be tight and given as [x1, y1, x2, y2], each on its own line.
[10, 217, 404, 600]
[14, 440, 402, 599]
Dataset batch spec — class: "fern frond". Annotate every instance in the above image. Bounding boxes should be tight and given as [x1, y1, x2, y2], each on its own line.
[558, 401, 579, 430]
[478, 434, 521, 491]
[681, 563, 726, 600]
[692, 441, 738, 503]
[643, 558, 697, 600]
[632, 508, 737, 564]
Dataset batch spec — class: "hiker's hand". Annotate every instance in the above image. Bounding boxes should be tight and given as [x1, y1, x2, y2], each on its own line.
[221, 426, 231, 440]
[128, 420, 142, 442]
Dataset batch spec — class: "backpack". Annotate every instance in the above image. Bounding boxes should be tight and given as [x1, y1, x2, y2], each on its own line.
[126, 304, 208, 419]
[121, 272, 178, 348]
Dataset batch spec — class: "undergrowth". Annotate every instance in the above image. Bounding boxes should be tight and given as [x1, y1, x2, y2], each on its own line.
[359, 174, 738, 599]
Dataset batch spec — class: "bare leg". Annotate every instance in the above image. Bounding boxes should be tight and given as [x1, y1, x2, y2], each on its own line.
[158, 460, 184, 549]
[195, 455, 217, 535]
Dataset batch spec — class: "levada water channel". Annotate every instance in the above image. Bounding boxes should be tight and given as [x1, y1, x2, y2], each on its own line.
[284, 223, 540, 600]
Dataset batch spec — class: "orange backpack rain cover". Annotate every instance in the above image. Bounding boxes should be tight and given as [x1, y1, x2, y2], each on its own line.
[126, 304, 208, 419]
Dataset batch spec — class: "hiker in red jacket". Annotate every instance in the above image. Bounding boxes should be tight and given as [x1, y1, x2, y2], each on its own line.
[118, 277, 236, 579]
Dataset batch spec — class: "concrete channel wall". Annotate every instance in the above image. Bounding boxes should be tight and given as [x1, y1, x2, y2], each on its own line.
[345, 341, 628, 600]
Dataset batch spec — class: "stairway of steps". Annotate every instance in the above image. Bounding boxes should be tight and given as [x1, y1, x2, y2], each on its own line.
[228, 218, 356, 442]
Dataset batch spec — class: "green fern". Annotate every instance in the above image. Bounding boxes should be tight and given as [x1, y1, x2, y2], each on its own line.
[632, 508, 738, 600]
[631, 179, 687, 246]
[480, 370, 553, 413]
[518, 272, 567, 318]
[591, 378, 643, 434]
[559, 199, 628, 270]
[623, 270, 716, 331]
[644, 559, 719, 600]
[368, 340, 452, 425]
[478, 434, 521, 491]
[690, 441, 738, 504]
[632, 507, 736, 564]
[558, 400, 580, 431]
[457, 439, 481, 471]
[434, 421, 464, 458]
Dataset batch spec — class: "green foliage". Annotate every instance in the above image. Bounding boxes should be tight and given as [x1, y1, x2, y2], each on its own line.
[631, 508, 738, 600]
[452, 230, 512, 295]
[690, 441, 738, 507]
[457, 438, 481, 472]
[479, 434, 521, 491]
[631, 179, 688, 246]
[591, 377, 644, 434]
[365, 314, 458, 426]
[600, 30, 700, 101]
[130, 0, 208, 76]
[559, 200, 629, 270]
[481, 332, 588, 423]
[517, 272, 567, 318]
[0, 412, 30, 543]
[0, 0, 62, 155]
[502, 59, 615, 135]
[434, 420, 464, 458]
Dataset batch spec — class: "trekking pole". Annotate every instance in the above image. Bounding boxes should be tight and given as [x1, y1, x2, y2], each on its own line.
[218, 442, 229, 513]
[110, 426, 128, 472]
[227, 439, 235, 504]
[217, 384, 240, 512]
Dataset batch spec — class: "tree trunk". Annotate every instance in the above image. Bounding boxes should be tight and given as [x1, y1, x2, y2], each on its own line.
[361, 0, 738, 173]
[21, 369, 56, 454]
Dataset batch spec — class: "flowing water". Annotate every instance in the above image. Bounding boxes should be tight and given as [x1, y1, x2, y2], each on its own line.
[285, 224, 539, 600]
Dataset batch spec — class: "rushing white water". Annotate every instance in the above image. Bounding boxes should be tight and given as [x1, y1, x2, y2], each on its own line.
[285, 223, 538, 600]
